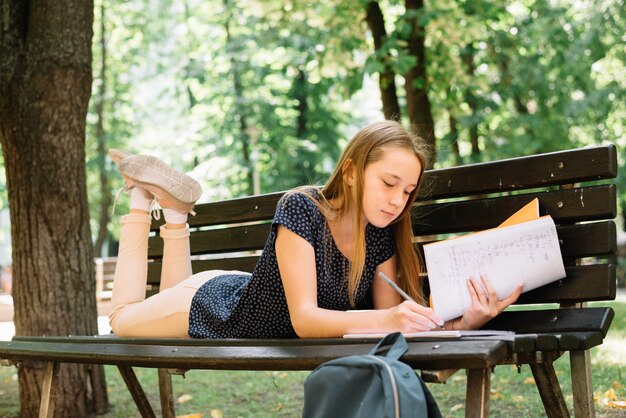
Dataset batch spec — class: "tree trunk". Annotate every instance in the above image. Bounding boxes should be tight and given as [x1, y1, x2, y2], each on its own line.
[448, 114, 462, 165]
[94, 0, 111, 257]
[223, 0, 254, 195]
[0, 1, 108, 416]
[404, 0, 436, 165]
[496, 54, 534, 138]
[294, 68, 309, 138]
[461, 44, 481, 160]
[365, 1, 401, 121]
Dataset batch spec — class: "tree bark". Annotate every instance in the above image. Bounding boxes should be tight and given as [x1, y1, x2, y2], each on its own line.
[404, 0, 436, 165]
[223, 0, 254, 195]
[448, 114, 462, 165]
[294, 68, 309, 138]
[0, 1, 108, 416]
[94, 0, 111, 257]
[461, 44, 481, 160]
[365, 1, 401, 121]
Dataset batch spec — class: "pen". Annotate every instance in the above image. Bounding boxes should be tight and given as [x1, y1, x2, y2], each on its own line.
[378, 272, 444, 329]
[378, 272, 415, 302]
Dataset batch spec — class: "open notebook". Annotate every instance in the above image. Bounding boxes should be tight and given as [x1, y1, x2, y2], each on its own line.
[424, 198, 566, 322]
[343, 330, 516, 340]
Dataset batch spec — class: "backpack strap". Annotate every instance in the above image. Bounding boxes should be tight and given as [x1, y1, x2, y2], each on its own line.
[369, 332, 408, 360]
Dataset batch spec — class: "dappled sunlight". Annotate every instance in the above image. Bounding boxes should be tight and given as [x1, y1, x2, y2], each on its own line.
[593, 336, 626, 366]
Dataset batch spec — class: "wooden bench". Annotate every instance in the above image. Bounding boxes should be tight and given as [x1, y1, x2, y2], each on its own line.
[0, 145, 618, 418]
[94, 257, 116, 300]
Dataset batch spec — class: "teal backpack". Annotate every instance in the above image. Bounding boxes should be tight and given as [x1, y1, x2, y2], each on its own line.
[302, 332, 442, 418]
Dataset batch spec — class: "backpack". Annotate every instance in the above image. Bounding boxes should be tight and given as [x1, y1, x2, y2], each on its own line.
[302, 332, 442, 418]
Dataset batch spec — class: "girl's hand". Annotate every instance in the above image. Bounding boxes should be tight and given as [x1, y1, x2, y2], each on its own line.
[459, 275, 523, 330]
[385, 300, 444, 333]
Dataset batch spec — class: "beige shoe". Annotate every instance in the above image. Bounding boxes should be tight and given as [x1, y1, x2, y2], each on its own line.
[109, 149, 152, 201]
[108, 148, 132, 166]
[118, 154, 202, 215]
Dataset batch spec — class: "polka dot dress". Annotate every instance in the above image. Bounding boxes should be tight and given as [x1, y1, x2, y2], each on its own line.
[188, 189, 395, 339]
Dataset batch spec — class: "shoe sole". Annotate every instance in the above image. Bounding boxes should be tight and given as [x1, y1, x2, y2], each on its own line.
[119, 156, 202, 207]
[108, 149, 132, 166]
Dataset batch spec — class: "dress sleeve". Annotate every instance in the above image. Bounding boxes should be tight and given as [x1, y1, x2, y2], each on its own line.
[272, 192, 319, 246]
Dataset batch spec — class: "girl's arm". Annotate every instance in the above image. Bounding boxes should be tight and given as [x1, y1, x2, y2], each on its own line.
[276, 226, 442, 338]
[371, 257, 403, 309]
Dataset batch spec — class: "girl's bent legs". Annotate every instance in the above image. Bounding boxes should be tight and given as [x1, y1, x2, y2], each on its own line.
[107, 283, 196, 338]
[109, 213, 152, 312]
[110, 270, 246, 338]
[159, 224, 193, 291]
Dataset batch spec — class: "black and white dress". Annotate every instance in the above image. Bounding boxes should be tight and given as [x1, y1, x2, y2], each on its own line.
[187, 189, 395, 338]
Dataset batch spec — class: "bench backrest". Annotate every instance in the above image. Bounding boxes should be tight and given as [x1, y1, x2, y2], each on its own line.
[147, 145, 618, 307]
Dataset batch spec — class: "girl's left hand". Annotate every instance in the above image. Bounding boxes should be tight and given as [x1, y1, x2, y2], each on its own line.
[459, 275, 523, 330]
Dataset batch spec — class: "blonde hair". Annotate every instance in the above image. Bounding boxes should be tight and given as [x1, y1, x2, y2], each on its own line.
[292, 120, 430, 306]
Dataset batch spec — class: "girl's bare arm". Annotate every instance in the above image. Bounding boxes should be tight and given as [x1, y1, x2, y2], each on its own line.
[275, 226, 441, 338]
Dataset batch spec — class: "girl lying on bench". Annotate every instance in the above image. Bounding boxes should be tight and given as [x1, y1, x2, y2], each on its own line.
[108, 120, 522, 338]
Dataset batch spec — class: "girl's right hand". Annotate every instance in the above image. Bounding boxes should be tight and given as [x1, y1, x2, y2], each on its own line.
[385, 300, 444, 333]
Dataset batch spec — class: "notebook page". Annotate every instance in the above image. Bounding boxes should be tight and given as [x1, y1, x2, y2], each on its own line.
[424, 215, 565, 322]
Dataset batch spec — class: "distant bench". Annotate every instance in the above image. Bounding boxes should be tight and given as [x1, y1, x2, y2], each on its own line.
[0, 145, 618, 418]
[94, 257, 116, 300]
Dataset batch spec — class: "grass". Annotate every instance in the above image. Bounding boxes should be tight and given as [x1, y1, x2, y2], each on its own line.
[0, 297, 624, 417]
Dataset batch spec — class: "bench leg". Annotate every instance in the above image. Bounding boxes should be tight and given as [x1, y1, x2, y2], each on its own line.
[530, 361, 570, 418]
[570, 350, 595, 418]
[39, 362, 59, 418]
[465, 368, 491, 418]
[117, 366, 157, 418]
[158, 368, 176, 418]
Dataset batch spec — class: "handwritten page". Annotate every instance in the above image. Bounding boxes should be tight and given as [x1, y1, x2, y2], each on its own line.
[424, 211, 566, 322]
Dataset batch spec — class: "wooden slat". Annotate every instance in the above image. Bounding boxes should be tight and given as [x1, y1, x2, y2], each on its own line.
[148, 224, 271, 258]
[152, 192, 283, 230]
[558, 332, 605, 351]
[151, 145, 616, 230]
[514, 264, 616, 304]
[147, 257, 259, 284]
[422, 145, 616, 200]
[147, 231, 615, 287]
[146, 189, 616, 260]
[0, 340, 509, 371]
[412, 185, 616, 235]
[557, 221, 616, 259]
[484, 307, 614, 336]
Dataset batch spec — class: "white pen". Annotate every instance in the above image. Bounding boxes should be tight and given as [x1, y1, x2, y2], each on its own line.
[378, 272, 444, 329]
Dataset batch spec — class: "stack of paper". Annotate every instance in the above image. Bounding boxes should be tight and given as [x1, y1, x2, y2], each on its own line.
[424, 199, 566, 322]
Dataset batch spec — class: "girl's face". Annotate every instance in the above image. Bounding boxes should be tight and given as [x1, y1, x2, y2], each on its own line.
[360, 147, 421, 228]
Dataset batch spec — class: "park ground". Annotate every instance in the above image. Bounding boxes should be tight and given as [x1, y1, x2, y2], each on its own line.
[0, 292, 625, 417]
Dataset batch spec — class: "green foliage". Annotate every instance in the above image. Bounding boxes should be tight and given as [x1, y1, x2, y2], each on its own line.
[79, 0, 626, 243]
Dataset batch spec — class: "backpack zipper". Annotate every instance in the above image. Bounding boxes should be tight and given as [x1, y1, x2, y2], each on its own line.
[366, 355, 400, 418]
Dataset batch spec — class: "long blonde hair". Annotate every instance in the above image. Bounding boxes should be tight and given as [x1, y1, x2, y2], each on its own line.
[293, 120, 430, 306]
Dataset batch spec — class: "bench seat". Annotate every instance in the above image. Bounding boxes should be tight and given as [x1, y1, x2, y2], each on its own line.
[1, 337, 509, 371]
[0, 145, 618, 418]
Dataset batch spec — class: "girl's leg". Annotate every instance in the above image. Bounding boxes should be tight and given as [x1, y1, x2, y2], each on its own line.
[108, 280, 196, 338]
[108, 216, 196, 338]
[109, 212, 152, 312]
[159, 214, 193, 291]
[107, 149, 202, 337]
